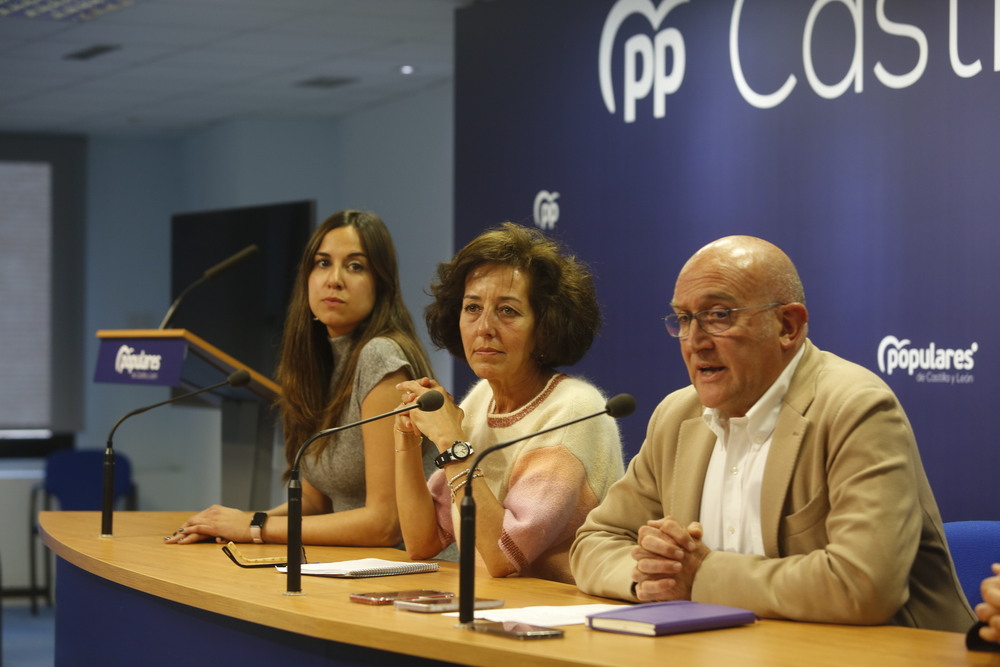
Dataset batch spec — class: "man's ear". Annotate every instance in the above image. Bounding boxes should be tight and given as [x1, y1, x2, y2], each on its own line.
[778, 303, 809, 350]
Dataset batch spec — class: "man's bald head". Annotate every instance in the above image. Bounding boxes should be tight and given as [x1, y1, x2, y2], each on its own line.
[681, 236, 805, 307]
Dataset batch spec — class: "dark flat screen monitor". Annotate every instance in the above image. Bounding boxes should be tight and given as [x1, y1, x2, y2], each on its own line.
[170, 200, 314, 379]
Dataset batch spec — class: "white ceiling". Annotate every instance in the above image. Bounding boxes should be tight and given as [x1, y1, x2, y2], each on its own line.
[0, 0, 470, 136]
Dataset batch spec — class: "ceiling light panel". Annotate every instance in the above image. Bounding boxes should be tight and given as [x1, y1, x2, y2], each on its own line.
[0, 0, 134, 22]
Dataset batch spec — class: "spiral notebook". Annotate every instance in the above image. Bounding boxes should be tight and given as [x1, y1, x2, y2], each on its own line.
[276, 558, 439, 578]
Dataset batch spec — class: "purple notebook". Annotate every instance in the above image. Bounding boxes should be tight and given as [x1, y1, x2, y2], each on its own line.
[586, 601, 756, 636]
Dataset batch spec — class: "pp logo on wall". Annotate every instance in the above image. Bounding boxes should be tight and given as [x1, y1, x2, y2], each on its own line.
[599, 0, 688, 123]
[533, 190, 560, 230]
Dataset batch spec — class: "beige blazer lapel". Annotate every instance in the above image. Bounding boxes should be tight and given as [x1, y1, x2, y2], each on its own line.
[759, 341, 818, 558]
[671, 415, 717, 524]
[760, 411, 809, 557]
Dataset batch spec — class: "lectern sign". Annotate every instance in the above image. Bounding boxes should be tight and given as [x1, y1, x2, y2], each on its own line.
[94, 337, 186, 386]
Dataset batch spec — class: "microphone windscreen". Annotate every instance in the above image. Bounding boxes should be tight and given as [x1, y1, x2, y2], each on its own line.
[605, 393, 636, 418]
[227, 369, 252, 387]
[417, 390, 444, 412]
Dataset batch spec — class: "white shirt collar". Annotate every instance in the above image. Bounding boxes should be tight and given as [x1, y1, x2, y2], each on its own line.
[703, 344, 806, 444]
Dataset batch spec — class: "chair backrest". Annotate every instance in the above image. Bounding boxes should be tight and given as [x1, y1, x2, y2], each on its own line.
[44, 449, 136, 511]
[944, 520, 1000, 608]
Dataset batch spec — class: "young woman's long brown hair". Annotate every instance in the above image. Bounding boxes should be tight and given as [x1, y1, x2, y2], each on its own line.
[274, 210, 432, 471]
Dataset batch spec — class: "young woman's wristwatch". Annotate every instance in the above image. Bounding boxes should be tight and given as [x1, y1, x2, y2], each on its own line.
[249, 511, 268, 543]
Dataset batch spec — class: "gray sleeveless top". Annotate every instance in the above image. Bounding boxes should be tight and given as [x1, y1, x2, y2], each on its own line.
[299, 335, 437, 512]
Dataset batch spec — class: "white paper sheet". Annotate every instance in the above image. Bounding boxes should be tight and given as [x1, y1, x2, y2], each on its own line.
[444, 603, 625, 626]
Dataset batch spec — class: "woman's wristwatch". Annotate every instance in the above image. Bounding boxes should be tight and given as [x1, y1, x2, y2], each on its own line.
[250, 511, 268, 543]
[434, 441, 474, 469]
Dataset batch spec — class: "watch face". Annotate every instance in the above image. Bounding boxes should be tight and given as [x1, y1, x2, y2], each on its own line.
[453, 442, 471, 458]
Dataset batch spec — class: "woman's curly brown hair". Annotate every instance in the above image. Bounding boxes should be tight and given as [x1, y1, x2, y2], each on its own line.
[425, 222, 601, 369]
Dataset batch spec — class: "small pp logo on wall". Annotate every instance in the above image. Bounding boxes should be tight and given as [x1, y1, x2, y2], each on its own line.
[533, 190, 560, 230]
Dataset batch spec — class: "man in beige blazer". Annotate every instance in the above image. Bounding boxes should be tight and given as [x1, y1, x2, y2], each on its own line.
[570, 236, 974, 631]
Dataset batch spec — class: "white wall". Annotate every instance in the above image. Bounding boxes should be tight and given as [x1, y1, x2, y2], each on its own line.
[78, 81, 454, 517]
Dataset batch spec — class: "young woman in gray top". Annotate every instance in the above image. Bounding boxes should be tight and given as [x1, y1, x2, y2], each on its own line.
[167, 210, 434, 547]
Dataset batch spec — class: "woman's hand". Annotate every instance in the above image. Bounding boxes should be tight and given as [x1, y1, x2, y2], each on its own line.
[396, 377, 465, 449]
[164, 505, 252, 544]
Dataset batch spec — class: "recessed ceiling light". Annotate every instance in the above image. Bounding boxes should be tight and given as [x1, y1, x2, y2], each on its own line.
[399, 65, 416, 75]
[0, 0, 134, 21]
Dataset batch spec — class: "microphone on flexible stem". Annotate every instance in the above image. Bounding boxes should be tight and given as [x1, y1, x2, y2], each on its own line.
[284, 389, 445, 595]
[101, 369, 252, 537]
[457, 392, 636, 625]
[159, 244, 260, 329]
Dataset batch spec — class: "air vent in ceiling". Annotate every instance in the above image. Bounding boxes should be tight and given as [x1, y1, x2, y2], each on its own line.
[295, 77, 358, 89]
[64, 44, 121, 60]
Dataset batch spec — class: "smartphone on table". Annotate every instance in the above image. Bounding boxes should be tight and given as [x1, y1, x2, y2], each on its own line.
[470, 620, 564, 639]
[393, 596, 504, 613]
[349, 590, 454, 605]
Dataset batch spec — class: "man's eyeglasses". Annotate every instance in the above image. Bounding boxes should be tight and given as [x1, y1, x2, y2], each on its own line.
[662, 302, 784, 338]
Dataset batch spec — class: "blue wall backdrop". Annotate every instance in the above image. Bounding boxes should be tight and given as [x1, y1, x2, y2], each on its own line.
[453, 0, 1000, 522]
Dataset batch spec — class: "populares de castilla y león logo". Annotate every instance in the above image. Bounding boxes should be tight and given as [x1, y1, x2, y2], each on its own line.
[877, 335, 977, 384]
[114, 344, 162, 377]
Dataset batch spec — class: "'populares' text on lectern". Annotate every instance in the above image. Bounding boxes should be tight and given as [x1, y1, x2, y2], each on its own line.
[94, 329, 280, 510]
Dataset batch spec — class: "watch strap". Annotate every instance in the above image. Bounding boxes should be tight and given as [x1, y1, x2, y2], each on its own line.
[250, 511, 267, 544]
[433, 450, 452, 469]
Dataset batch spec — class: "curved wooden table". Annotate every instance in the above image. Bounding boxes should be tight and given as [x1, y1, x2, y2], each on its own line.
[41, 512, 998, 667]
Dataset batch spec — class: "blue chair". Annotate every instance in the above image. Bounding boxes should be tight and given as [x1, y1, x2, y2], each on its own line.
[944, 520, 1000, 608]
[28, 449, 137, 614]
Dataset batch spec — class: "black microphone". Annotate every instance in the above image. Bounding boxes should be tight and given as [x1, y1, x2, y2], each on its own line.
[284, 389, 445, 595]
[457, 393, 636, 624]
[158, 244, 260, 329]
[101, 369, 252, 537]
